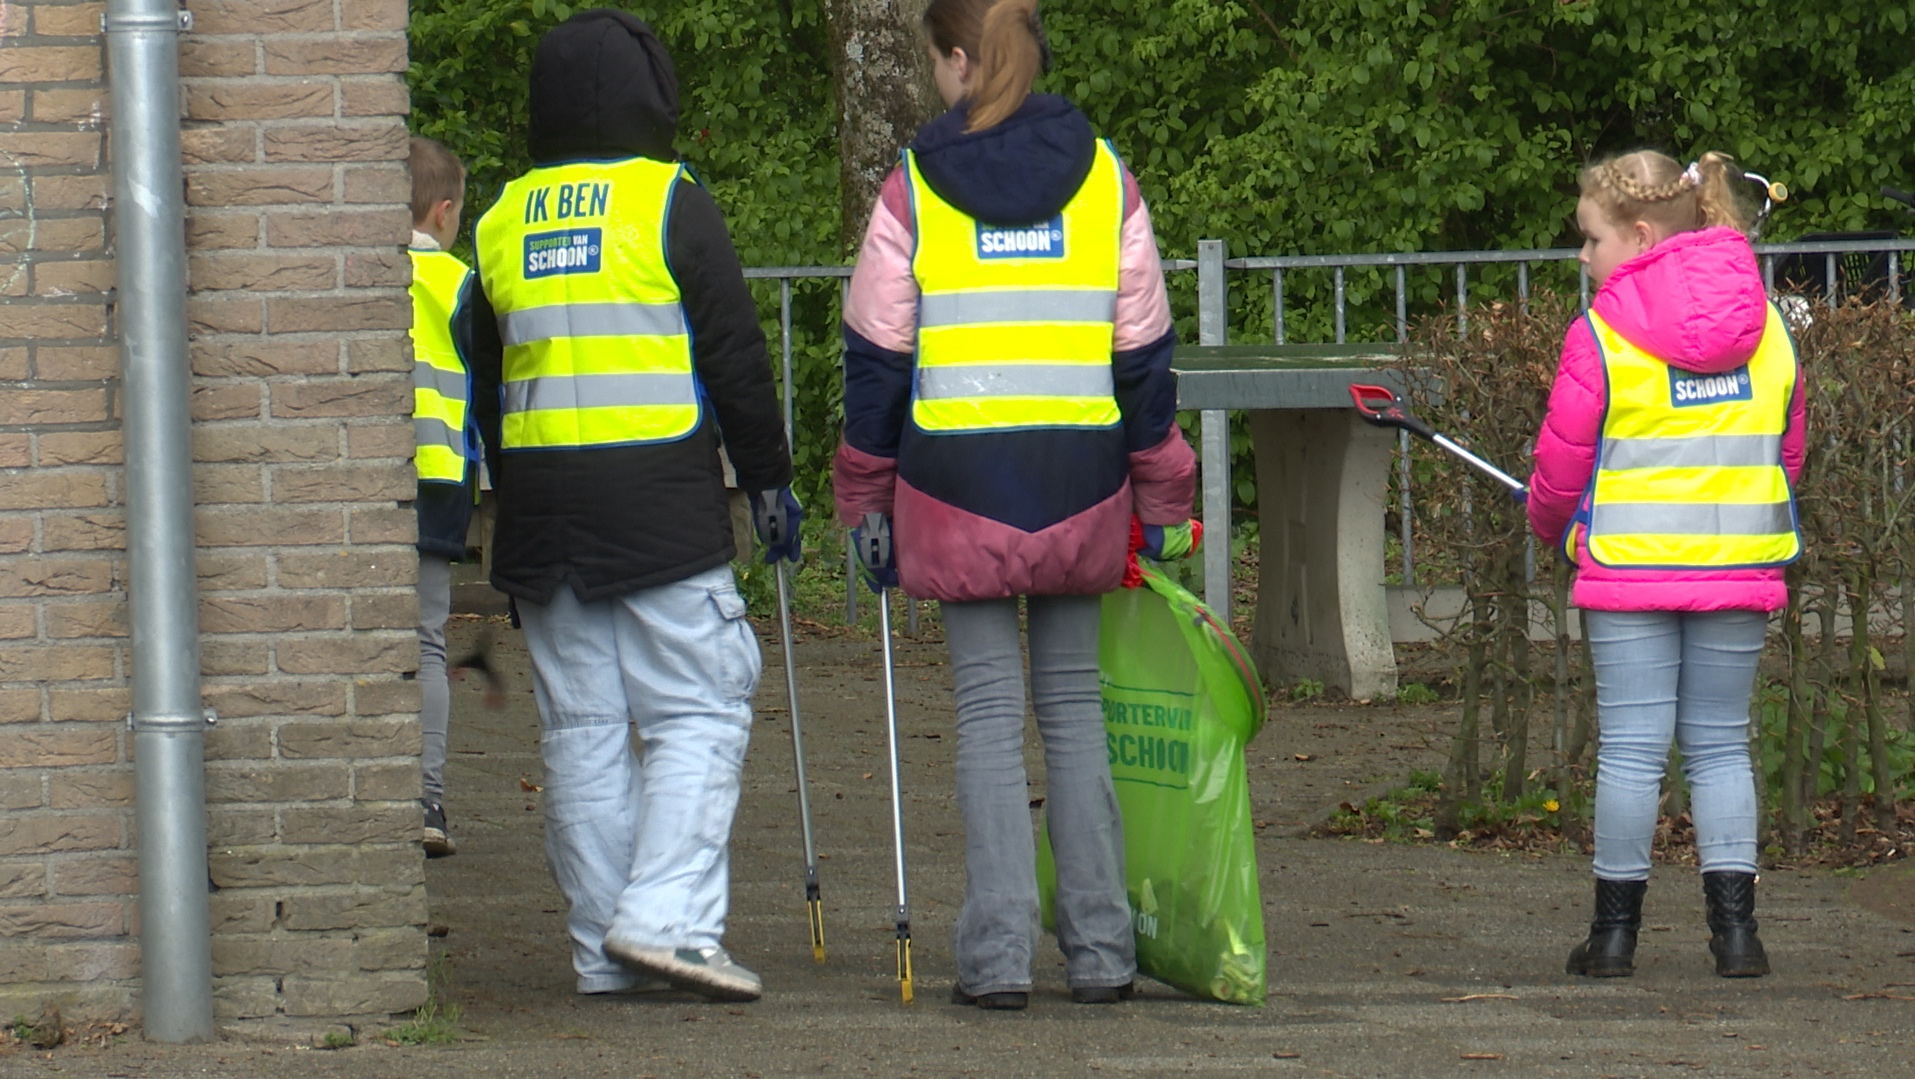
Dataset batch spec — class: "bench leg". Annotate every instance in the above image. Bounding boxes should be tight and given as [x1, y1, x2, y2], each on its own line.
[1199, 408, 1232, 624]
[1248, 408, 1398, 701]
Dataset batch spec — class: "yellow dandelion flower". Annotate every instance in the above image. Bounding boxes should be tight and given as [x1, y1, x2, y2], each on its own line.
[1543, 799, 1561, 813]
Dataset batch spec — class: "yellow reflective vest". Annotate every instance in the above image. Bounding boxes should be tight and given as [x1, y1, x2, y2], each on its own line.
[1574, 303, 1801, 569]
[906, 139, 1124, 433]
[473, 157, 699, 452]
[409, 247, 474, 484]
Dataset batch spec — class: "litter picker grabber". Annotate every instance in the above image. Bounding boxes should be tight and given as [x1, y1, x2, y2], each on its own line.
[1349, 383, 1528, 499]
[861, 512, 915, 1004]
[772, 561, 826, 963]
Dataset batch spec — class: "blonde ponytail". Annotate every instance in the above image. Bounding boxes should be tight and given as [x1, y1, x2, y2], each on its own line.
[923, 0, 1045, 133]
[1691, 151, 1750, 231]
[1579, 148, 1751, 236]
[967, 0, 1042, 131]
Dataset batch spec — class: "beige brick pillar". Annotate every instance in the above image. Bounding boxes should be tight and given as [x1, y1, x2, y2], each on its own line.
[0, 0, 426, 1025]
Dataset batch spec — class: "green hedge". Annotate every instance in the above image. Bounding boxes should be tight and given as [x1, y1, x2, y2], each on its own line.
[409, 0, 1915, 513]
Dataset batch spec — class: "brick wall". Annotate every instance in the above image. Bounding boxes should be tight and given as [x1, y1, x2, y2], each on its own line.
[0, 0, 426, 1023]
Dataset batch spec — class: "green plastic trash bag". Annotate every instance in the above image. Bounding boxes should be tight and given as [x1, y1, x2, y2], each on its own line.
[1039, 563, 1267, 1005]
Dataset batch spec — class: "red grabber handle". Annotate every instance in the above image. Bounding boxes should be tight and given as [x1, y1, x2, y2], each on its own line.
[1349, 383, 1436, 440]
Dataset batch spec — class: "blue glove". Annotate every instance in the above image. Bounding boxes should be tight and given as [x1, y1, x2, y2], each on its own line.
[1511, 485, 1530, 505]
[852, 512, 898, 593]
[750, 488, 804, 564]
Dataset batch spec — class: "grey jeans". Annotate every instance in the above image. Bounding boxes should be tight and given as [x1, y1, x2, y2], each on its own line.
[942, 594, 1135, 995]
[418, 552, 453, 805]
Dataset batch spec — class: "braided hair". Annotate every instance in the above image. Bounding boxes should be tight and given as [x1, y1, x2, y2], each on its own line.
[1580, 150, 1750, 236]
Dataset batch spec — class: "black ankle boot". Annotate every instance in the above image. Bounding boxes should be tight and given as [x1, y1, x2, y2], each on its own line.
[1566, 879, 1646, 977]
[1702, 872, 1770, 978]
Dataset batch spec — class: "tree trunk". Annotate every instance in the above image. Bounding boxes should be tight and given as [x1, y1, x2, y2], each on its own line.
[1804, 594, 1838, 836]
[1781, 586, 1810, 854]
[1500, 574, 1531, 802]
[1852, 572, 1897, 836]
[828, 0, 939, 254]
[1550, 561, 1571, 792]
[1437, 593, 1490, 839]
[1567, 622, 1596, 772]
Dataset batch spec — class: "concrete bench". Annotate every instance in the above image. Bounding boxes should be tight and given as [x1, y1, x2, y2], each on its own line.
[1174, 344, 1405, 701]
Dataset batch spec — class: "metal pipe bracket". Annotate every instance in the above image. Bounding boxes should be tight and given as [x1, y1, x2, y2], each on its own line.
[128, 708, 216, 732]
[102, 9, 192, 33]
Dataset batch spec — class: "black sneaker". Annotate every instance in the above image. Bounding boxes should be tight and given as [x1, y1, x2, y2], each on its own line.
[950, 983, 1028, 1010]
[422, 800, 456, 857]
[1071, 981, 1140, 1004]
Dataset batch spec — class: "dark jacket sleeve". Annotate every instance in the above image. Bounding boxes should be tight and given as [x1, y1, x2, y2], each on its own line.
[460, 272, 505, 484]
[841, 324, 914, 458]
[667, 177, 792, 493]
[1113, 326, 1179, 453]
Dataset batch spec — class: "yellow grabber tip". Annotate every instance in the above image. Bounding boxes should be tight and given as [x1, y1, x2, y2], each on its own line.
[809, 900, 826, 963]
[898, 937, 915, 1005]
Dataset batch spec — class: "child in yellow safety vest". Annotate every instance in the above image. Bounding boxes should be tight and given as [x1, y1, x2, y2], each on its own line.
[835, 0, 1197, 1009]
[407, 136, 481, 858]
[1527, 150, 1807, 980]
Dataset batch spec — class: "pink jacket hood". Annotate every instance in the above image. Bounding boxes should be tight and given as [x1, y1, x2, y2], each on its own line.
[1590, 226, 1767, 374]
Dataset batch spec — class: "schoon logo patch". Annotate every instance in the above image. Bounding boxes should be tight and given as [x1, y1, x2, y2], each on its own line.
[976, 216, 1065, 260]
[1669, 365, 1753, 407]
[523, 228, 602, 279]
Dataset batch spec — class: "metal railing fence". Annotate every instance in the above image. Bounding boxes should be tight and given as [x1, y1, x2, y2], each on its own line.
[745, 239, 1915, 622]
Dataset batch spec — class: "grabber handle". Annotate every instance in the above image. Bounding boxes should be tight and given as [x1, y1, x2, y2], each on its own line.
[1351, 383, 1528, 501]
[1348, 383, 1436, 440]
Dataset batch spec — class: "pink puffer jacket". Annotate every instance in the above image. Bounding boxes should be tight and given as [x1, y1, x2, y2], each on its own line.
[1526, 227, 1807, 613]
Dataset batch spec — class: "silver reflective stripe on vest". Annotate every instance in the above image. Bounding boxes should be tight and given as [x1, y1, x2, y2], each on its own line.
[413, 360, 468, 401]
[917, 363, 1115, 401]
[503, 372, 699, 414]
[1599, 433, 1782, 472]
[415, 416, 462, 451]
[500, 302, 688, 346]
[1591, 500, 1795, 536]
[918, 289, 1117, 328]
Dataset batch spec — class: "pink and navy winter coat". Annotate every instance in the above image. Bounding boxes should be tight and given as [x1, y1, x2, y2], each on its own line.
[833, 95, 1196, 602]
[1527, 227, 1807, 613]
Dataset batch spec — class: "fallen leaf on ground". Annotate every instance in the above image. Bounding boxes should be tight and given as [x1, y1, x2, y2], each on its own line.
[519, 777, 543, 792]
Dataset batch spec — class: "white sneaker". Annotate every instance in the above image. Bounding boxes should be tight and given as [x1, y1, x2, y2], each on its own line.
[604, 941, 763, 1002]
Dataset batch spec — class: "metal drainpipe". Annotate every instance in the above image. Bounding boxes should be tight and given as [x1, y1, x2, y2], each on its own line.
[105, 0, 214, 1043]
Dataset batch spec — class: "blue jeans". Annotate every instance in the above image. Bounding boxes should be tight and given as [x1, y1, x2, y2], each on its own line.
[517, 566, 761, 993]
[1587, 609, 1767, 881]
[942, 594, 1135, 995]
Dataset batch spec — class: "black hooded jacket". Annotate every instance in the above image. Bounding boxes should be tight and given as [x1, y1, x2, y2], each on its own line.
[464, 9, 790, 604]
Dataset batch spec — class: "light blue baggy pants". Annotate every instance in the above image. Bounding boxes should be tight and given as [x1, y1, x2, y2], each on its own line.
[1587, 609, 1767, 881]
[517, 566, 762, 993]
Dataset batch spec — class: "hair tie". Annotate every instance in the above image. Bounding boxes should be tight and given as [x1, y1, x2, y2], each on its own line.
[1682, 162, 1703, 188]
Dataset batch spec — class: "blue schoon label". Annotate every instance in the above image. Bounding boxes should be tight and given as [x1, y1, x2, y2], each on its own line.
[524, 228, 602, 279]
[1668, 365, 1753, 407]
[976, 215, 1065, 260]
